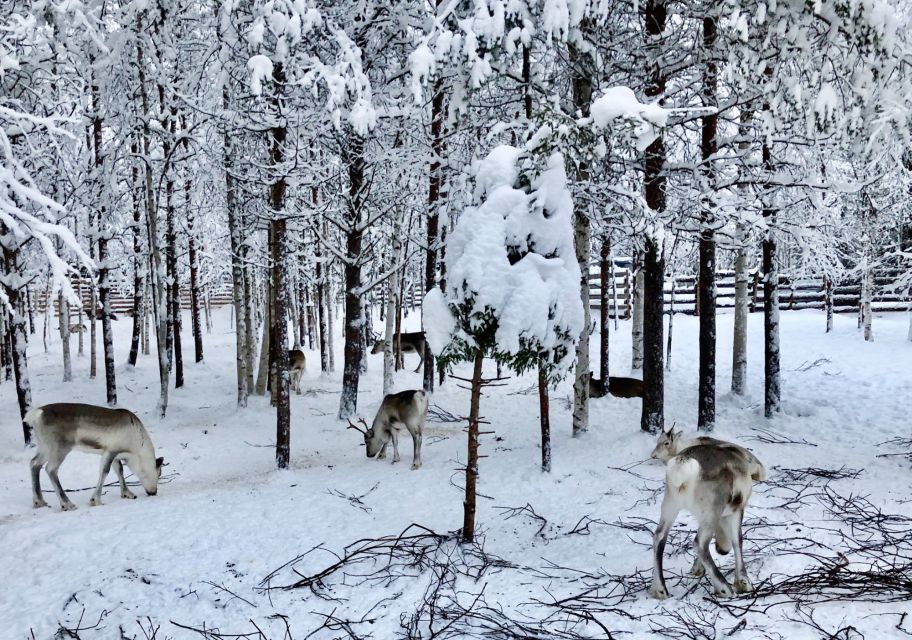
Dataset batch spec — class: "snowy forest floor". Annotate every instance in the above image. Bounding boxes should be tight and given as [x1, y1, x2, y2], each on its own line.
[1, 308, 911, 639]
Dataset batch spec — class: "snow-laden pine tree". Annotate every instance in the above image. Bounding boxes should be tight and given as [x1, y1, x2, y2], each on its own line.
[424, 145, 583, 543]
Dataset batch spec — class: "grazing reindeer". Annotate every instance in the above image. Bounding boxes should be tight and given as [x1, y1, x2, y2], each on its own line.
[648, 434, 766, 599]
[289, 348, 306, 394]
[26, 403, 164, 511]
[587, 372, 644, 399]
[348, 390, 427, 470]
[370, 331, 427, 373]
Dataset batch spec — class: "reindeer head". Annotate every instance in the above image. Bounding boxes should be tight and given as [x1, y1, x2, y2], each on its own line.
[369, 339, 385, 355]
[348, 418, 385, 458]
[650, 425, 682, 461]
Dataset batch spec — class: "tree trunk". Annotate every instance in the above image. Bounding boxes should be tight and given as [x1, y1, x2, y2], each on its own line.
[327, 266, 336, 373]
[539, 366, 551, 473]
[316, 245, 329, 373]
[631, 262, 644, 370]
[862, 259, 873, 342]
[666, 276, 675, 369]
[128, 141, 143, 368]
[268, 59, 291, 466]
[1, 231, 33, 444]
[697, 13, 717, 431]
[383, 210, 404, 396]
[423, 76, 446, 393]
[825, 275, 834, 333]
[462, 349, 485, 543]
[762, 84, 780, 418]
[187, 174, 204, 363]
[731, 224, 749, 395]
[56, 238, 72, 382]
[569, 22, 594, 437]
[599, 235, 610, 384]
[136, 28, 169, 416]
[0, 311, 11, 381]
[164, 118, 184, 389]
[641, 0, 667, 435]
[256, 290, 271, 396]
[338, 135, 366, 420]
[92, 86, 116, 405]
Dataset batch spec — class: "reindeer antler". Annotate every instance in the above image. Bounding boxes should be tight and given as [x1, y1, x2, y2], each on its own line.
[347, 418, 367, 434]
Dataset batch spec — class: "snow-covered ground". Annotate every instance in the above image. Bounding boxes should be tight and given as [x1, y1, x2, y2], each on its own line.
[1, 308, 910, 639]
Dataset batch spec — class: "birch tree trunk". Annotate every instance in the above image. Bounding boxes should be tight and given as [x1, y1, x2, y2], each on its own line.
[383, 211, 403, 396]
[186, 170, 204, 363]
[762, 76, 780, 418]
[316, 243, 329, 373]
[256, 290, 271, 396]
[825, 275, 834, 333]
[862, 258, 874, 342]
[731, 223, 749, 395]
[137, 23, 169, 417]
[0, 311, 10, 381]
[56, 237, 72, 382]
[569, 21, 594, 437]
[164, 116, 184, 388]
[631, 262, 644, 370]
[1, 230, 33, 444]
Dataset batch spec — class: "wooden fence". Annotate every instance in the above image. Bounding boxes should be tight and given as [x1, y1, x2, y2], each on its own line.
[380, 265, 911, 319]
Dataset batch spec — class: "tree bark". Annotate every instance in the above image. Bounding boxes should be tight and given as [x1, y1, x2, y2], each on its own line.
[128, 141, 143, 367]
[136, 25, 169, 416]
[731, 223, 749, 395]
[186, 168, 204, 363]
[825, 275, 834, 333]
[338, 135, 366, 420]
[91, 83, 116, 405]
[631, 261, 644, 370]
[697, 13, 717, 431]
[269, 58, 291, 466]
[641, 0, 667, 435]
[569, 21, 594, 437]
[462, 349, 485, 543]
[762, 78, 780, 418]
[539, 366, 551, 473]
[423, 76, 446, 393]
[164, 115, 184, 389]
[1, 229, 33, 444]
[599, 235, 610, 384]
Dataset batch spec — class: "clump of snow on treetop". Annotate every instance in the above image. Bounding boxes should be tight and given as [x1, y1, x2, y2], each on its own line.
[424, 145, 583, 378]
[589, 86, 669, 151]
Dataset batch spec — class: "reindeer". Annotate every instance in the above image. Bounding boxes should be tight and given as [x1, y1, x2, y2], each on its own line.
[289, 348, 306, 394]
[587, 372, 644, 398]
[648, 430, 766, 599]
[26, 403, 164, 511]
[370, 331, 427, 373]
[68, 323, 87, 334]
[348, 390, 427, 470]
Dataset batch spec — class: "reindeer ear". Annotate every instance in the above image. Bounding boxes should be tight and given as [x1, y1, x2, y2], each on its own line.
[156, 456, 164, 468]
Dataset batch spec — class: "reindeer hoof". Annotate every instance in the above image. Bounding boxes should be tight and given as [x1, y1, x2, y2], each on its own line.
[734, 578, 753, 594]
[122, 490, 137, 500]
[61, 503, 78, 512]
[411, 462, 421, 470]
[713, 583, 734, 599]
[648, 583, 670, 600]
[33, 498, 48, 509]
[89, 496, 102, 507]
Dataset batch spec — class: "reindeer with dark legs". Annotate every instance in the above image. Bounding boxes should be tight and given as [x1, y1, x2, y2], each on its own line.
[370, 331, 427, 373]
[348, 390, 427, 470]
[648, 426, 766, 599]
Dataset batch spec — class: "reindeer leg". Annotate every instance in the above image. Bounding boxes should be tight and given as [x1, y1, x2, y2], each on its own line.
[90, 452, 116, 506]
[731, 509, 752, 593]
[31, 451, 48, 508]
[390, 427, 400, 464]
[410, 425, 422, 470]
[45, 452, 76, 511]
[688, 534, 705, 577]
[695, 522, 734, 598]
[115, 459, 136, 499]
[648, 494, 679, 599]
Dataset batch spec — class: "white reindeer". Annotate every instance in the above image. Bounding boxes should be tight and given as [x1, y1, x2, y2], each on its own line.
[26, 403, 164, 511]
[648, 429, 766, 599]
[289, 348, 306, 394]
[348, 390, 427, 470]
